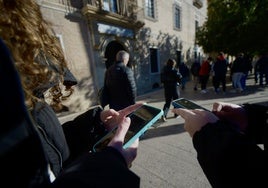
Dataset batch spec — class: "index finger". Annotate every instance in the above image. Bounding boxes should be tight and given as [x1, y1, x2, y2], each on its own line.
[119, 102, 144, 117]
[172, 108, 196, 119]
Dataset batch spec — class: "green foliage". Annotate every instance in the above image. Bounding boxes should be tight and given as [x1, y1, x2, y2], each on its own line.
[196, 0, 268, 55]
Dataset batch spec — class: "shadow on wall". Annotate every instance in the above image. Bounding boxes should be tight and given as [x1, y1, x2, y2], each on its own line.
[135, 27, 184, 94]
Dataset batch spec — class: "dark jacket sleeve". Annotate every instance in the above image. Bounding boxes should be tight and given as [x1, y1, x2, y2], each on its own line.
[192, 121, 266, 188]
[243, 103, 268, 144]
[125, 67, 137, 104]
[51, 147, 140, 188]
[61, 106, 108, 165]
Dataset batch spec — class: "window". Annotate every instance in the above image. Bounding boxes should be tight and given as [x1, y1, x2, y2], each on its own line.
[149, 48, 159, 73]
[103, 0, 118, 13]
[195, 20, 199, 33]
[174, 5, 181, 30]
[145, 0, 155, 18]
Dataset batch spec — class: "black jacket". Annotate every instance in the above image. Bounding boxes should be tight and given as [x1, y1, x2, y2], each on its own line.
[104, 61, 137, 110]
[193, 103, 268, 188]
[213, 57, 228, 77]
[161, 65, 182, 87]
[0, 38, 140, 188]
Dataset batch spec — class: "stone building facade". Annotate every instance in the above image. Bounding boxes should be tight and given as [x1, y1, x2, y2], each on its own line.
[38, 0, 207, 114]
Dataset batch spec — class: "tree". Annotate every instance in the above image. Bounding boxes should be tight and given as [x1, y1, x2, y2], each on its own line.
[196, 0, 268, 56]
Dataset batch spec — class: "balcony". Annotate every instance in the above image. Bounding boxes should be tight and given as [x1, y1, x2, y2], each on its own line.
[193, 0, 203, 9]
[82, 0, 144, 29]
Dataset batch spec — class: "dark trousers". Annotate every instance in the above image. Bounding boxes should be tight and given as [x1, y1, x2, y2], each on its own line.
[259, 71, 268, 86]
[163, 85, 179, 117]
[213, 75, 226, 92]
[199, 75, 209, 90]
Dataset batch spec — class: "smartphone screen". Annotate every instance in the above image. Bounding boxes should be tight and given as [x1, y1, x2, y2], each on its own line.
[172, 98, 209, 111]
[92, 104, 163, 152]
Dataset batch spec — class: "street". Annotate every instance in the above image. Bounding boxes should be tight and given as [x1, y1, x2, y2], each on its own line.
[132, 73, 268, 188]
[59, 73, 268, 188]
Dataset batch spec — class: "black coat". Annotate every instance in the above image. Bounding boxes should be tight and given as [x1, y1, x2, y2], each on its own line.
[193, 103, 268, 188]
[104, 61, 137, 111]
[161, 65, 182, 94]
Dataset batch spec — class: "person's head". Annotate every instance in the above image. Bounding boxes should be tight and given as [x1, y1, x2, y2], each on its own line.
[238, 53, 244, 57]
[217, 52, 225, 58]
[207, 57, 213, 61]
[0, 0, 72, 109]
[116, 50, 130, 65]
[166, 58, 176, 68]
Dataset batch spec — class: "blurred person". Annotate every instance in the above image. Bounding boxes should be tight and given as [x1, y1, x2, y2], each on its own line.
[255, 52, 268, 87]
[240, 54, 252, 90]
[230, 53, 247, 93]
[190, 59, 201, 91]
[212, 52, 228, 94]
[160, 58, 182, 121]
[178, 61, 190, 90]
[0, 0, 141, 187]
[199, 57, 212, 93]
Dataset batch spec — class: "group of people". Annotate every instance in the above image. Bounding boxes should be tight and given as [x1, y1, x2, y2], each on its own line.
[180, 53, 227, 95]
[2, 1, 268, 187]
[189, 52, 250, 94]
[159, 55, 221, 120]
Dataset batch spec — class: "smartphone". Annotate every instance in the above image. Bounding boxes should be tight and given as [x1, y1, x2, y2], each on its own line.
[172, 98, 209, 111]
[92, 104, 163, 152]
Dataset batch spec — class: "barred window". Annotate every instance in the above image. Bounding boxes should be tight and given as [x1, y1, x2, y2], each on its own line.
[145, 0, 155, 18]
[174, 5, 181, 30]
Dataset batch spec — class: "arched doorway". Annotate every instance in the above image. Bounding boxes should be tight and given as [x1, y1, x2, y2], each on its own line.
[104, 41, 125, 69]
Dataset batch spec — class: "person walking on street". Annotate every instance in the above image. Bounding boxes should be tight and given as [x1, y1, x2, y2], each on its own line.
[104, 50, 137, 111]
[178, 61, 190, 90]
[212, 52, 228, 93]
[190, 59, 201, 91]
[199, 57, 212, 93]
[255, 52, 268, 87]
[160, 59, 182, 121]
[230, 53, 247, 93]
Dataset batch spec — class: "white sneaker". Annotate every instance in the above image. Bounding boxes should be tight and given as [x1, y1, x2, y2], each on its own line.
[201, 90, 207, 94]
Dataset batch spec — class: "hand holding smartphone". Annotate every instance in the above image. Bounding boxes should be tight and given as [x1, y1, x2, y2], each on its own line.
[93, 104, 163, 152]
[172, 98, 209, 111]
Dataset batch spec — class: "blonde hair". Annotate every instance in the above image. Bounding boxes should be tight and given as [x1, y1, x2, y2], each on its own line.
[0, 0, 71, 109]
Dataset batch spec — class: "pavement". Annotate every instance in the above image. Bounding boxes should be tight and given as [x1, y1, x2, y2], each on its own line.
[59, 73, 268, 188]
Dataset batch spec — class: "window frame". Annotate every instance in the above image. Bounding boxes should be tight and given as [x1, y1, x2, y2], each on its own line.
[144, 0, 157, 21]
[173, 4, 182, 31]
